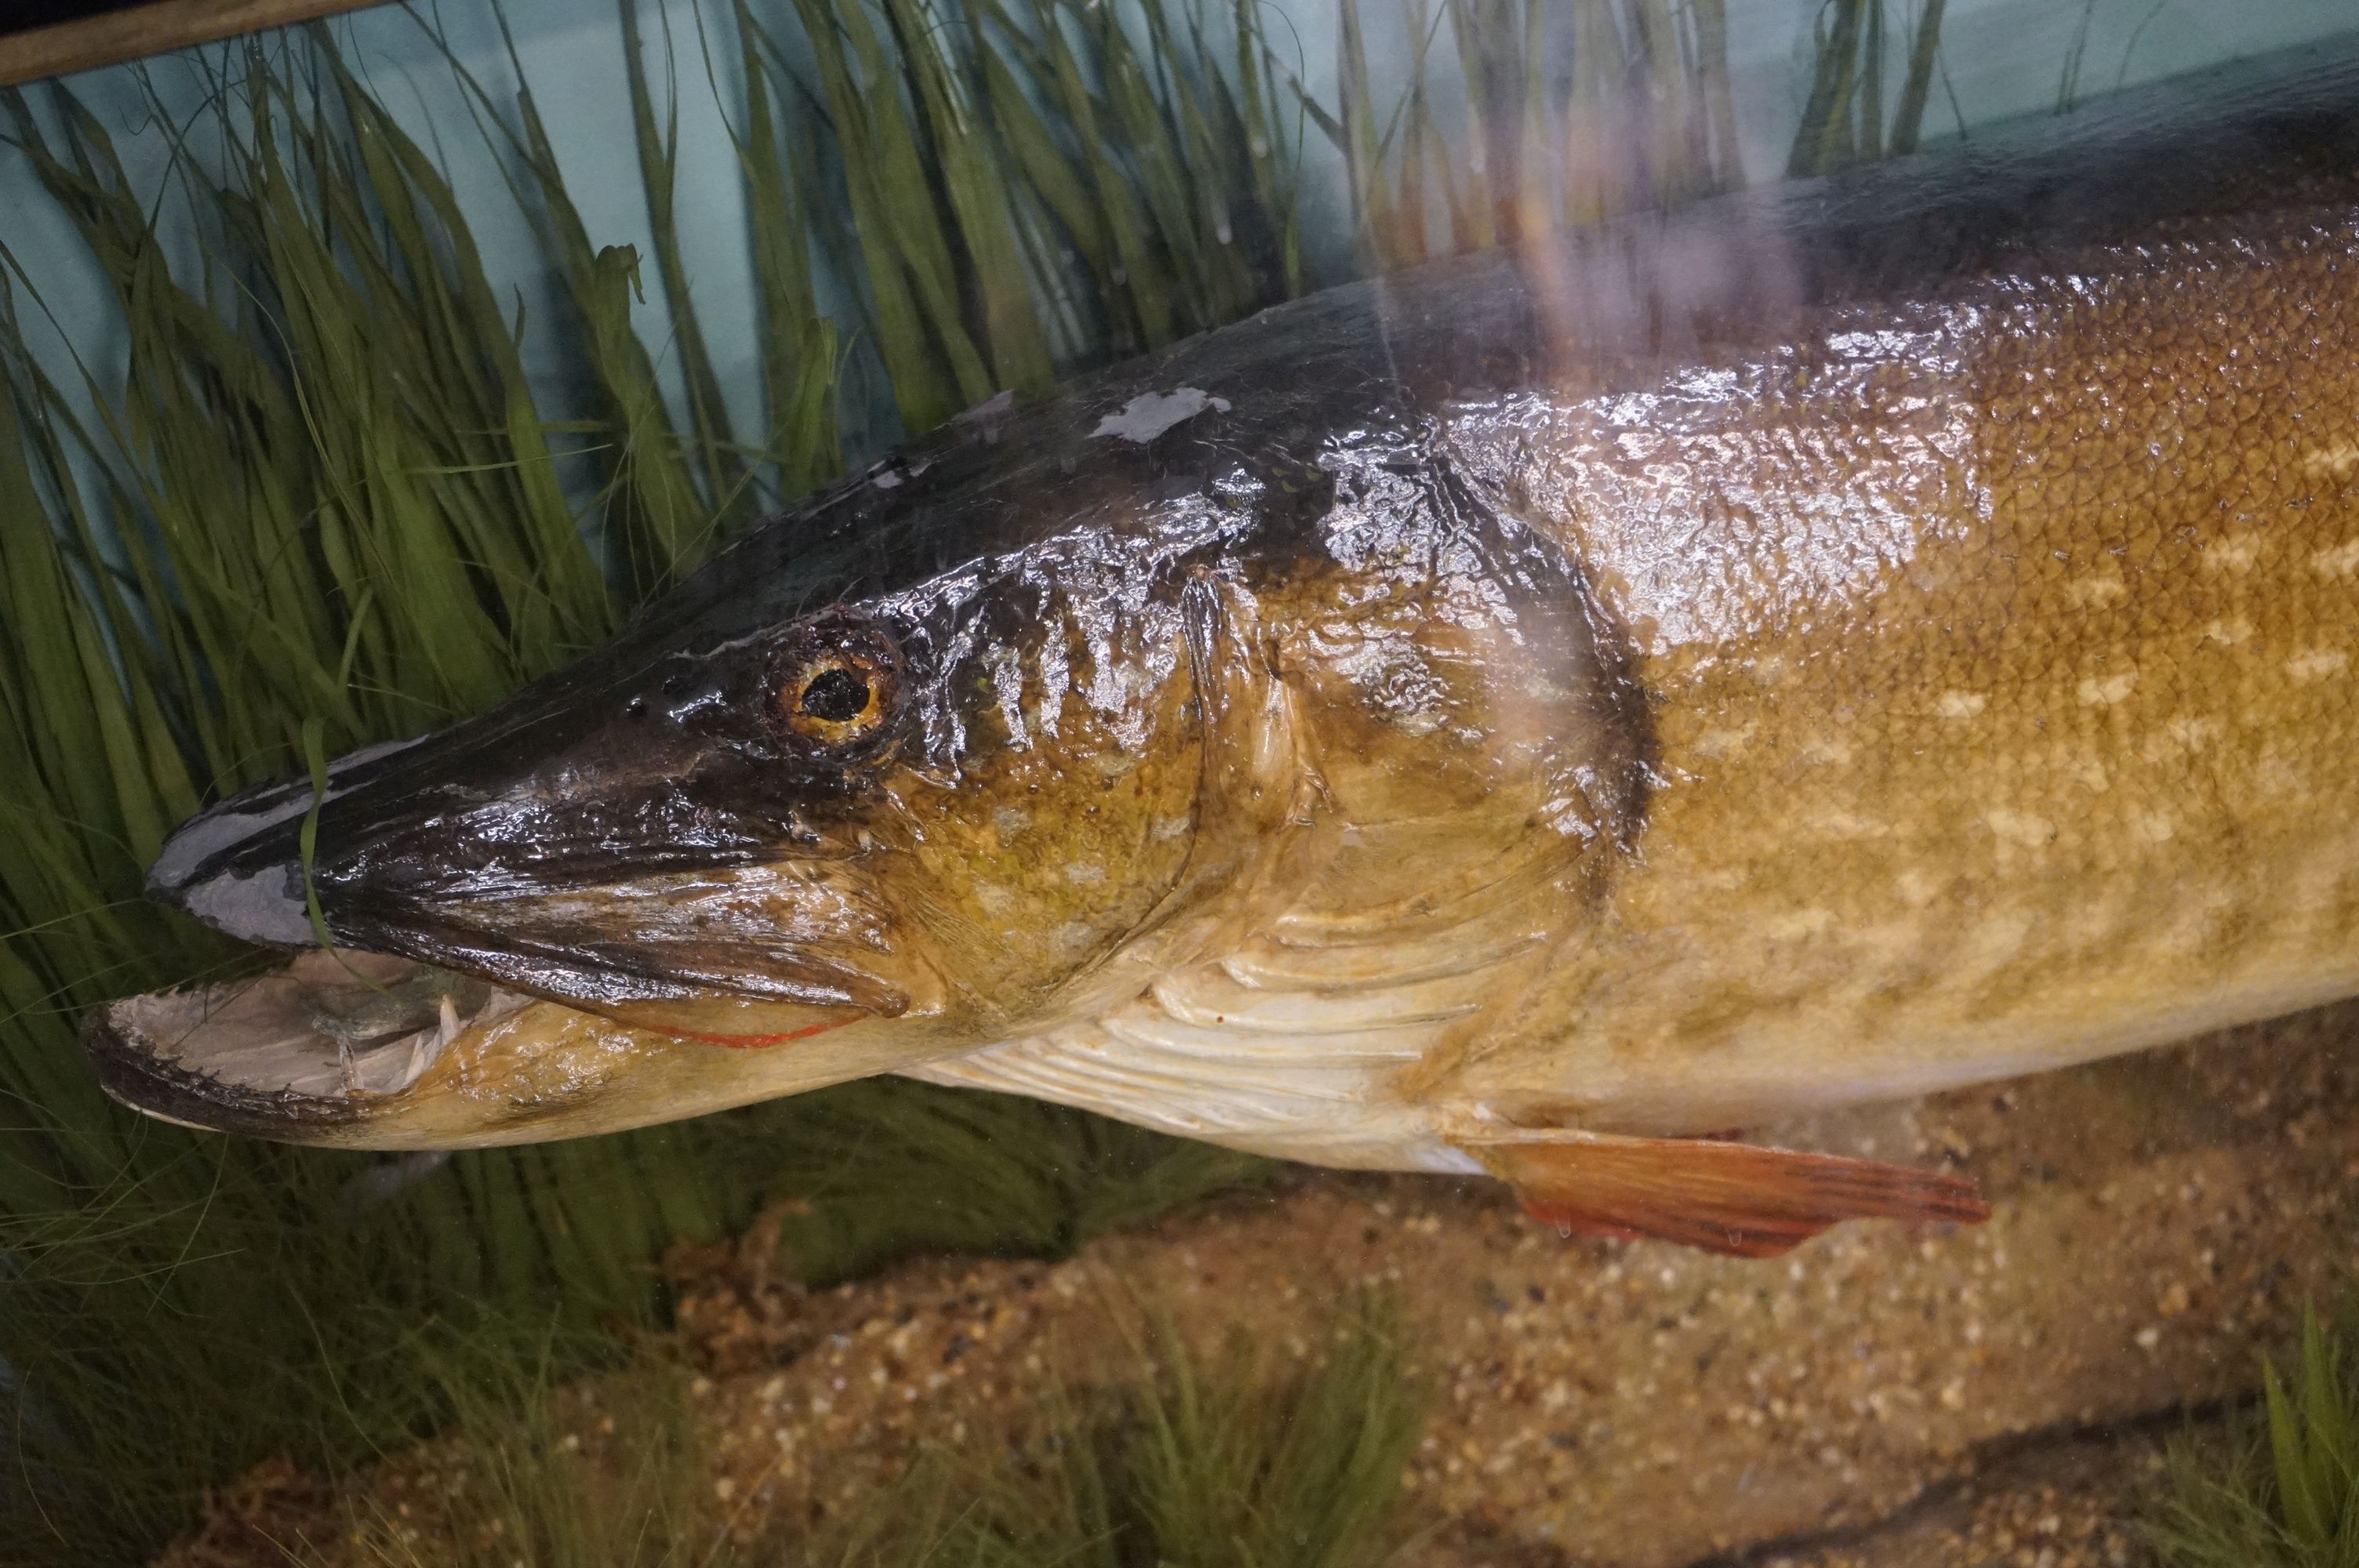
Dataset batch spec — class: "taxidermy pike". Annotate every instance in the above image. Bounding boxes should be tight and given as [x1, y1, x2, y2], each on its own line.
[87, 43, 2359, 1256]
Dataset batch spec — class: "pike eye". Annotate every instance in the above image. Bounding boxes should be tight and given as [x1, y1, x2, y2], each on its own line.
[801, 668, 870, 722]
[769, 617, 903, 752]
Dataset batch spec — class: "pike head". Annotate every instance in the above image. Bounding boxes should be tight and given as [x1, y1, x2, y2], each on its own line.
[89, 372, 1336, 1148]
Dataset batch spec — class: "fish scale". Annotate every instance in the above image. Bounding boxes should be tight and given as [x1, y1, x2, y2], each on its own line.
[1445, 198, 2359, 1150]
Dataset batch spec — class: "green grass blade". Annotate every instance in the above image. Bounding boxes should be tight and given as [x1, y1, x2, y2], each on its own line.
[620, 0, 747, 524]
[732, 0, 843, 498]
[882, 0, 1057, 394]
[1892, 0, 1947, 155]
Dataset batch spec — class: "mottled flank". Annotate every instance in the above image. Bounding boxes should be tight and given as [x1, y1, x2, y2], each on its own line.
[1442, 183, 2359, 1148]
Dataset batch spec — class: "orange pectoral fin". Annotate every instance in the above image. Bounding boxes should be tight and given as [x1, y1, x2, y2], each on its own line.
[1464, 1133, 1990, 1259]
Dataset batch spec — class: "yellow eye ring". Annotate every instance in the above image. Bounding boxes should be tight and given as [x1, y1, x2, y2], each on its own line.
[769, 620, 903, 750]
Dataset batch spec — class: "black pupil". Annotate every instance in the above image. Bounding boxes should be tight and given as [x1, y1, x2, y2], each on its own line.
[801, 666, 871, 723]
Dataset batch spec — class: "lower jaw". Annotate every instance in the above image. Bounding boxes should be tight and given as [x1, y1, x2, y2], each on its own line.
[88, 948, 524, 1141]
[84, 945, 954, 1149]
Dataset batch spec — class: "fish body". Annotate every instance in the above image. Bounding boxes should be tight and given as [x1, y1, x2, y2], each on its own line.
[91, 42, 2359, 1253]
[921, 80, 2359, 1200]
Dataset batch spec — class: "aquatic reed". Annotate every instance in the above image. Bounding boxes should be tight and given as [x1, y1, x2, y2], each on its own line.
[323, 1325, 726, 1568]
[0, 4, 1292, 1558]
[2148, 1305, 2359, 1568]
[303, 1286, 1423, 1568]
[870, 1287, 1430, 1568]
[1787, 0, 1950, 175]
[1315, 0, 1744, 273]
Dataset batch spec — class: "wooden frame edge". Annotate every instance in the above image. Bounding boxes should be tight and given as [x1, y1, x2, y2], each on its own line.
[0, 0, 394, 88]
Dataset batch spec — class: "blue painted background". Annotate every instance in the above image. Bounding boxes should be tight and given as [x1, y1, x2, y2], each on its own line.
[6, 0, 2356, 467]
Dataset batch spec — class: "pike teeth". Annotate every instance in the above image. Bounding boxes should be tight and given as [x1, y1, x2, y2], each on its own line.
[400, 1025, 444, 1094]
[107, 964, 533, 1106]
[314, 1006, 462, 1098]
[351, 985, 529, 1097]
[341, 1018, 451, 1098]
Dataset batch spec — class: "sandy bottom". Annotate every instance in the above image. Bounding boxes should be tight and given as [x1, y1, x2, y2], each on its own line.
[164, 1002, 2359, 1566]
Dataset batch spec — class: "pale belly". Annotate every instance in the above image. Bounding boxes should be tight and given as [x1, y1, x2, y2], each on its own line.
[907, 862, 2359, 1176]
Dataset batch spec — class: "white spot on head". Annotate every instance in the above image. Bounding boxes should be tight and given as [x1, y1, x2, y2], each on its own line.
[1063, 862, 1105, 885]
[1936, 691, 1987, 720]
[2132, 811, 2175, 844]
[1090, 387, 1231, 444]
[149, 734, 422, 893]
[2077, 673, 2137, 706]
[149, 797, 314, 891]
[180, 866, 318, 946]
[992, 806, 1030, 840]
[1150, 815, 1193, 841]
[871, 467, 902, 489]
[329, 734, 425, 777]
[975, 883, 1014, 916]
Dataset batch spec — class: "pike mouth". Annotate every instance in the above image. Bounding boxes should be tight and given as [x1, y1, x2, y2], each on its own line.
[89, 949, 533, 1136]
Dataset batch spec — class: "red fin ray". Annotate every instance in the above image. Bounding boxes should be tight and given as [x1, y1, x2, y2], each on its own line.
[1465, 1133, 1990, 1258]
